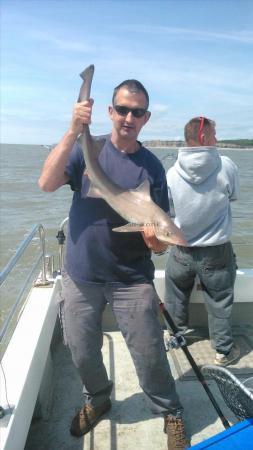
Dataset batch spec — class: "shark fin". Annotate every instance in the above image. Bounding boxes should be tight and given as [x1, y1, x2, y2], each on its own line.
[87, 181, 102, 198]
[131, 179, 151, 201]
[112, 223, 144, 233]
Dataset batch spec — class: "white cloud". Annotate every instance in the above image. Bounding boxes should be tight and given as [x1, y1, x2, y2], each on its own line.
[29, 31, 96, 53]
[119, 25, 253, 44]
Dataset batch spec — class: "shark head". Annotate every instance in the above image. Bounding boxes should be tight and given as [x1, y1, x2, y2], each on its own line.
[154, 219, 188, 246]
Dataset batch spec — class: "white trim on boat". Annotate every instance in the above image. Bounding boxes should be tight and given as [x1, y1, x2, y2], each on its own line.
[154, 269, 253, 303]
[0, 278, 60, 450]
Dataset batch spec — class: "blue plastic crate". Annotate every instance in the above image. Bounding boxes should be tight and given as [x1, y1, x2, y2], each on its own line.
[190, 418, 253, 449]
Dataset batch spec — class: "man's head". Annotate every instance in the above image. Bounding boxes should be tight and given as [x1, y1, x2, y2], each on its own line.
[184, 117, 217, 147]
[109, 80, 151, 146]
[112, 80, 149, 109]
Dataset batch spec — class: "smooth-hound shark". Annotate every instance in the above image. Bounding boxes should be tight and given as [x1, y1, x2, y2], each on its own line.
[77, 64, 187, 246]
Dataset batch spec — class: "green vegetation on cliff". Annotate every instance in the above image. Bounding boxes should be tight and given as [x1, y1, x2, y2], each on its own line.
[217, 139, 253, 148]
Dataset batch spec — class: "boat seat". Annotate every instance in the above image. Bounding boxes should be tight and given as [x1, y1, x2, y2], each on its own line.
[201, 365, 253, 420]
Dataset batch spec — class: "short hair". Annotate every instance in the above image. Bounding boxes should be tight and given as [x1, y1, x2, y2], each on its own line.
[112, 79, 149, 109]
[184, 117, 216, 143]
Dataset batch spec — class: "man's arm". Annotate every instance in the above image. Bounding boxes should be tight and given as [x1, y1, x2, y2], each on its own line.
[38, 100, 93, 192]
[221, 156, 239, 202]
[229, 163, 239, 202]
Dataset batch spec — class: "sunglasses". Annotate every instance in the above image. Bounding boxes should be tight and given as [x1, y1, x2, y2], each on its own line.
[114, 105, 147, 118]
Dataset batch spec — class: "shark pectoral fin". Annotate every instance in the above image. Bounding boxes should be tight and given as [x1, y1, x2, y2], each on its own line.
[87, 182, 102, 198]
[112, 223, 144, 233]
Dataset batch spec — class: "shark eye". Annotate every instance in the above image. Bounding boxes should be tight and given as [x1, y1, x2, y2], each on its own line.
[166, 232, 172, 237]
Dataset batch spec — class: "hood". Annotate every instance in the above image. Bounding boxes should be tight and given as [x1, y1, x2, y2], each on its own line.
[175, 146, 221, 185]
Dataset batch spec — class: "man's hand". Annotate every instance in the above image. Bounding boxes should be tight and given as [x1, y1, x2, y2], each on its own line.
[69, 99, 94, 137]
[141, 224, 169, 253]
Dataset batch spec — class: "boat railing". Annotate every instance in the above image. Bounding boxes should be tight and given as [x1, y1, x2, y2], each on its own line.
[0, 224, 52, 345]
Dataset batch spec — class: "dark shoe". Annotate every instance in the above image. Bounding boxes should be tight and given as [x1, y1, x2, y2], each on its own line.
[70, 399, 111, 437]
[164, 415, 190, 450]
[214, 344, 240, 366]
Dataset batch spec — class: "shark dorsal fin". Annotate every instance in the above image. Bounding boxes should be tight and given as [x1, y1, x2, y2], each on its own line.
[86, 181, 102, 198]
[131, 178, 151, 201]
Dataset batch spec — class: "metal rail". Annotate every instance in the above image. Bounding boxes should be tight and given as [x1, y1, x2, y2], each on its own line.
[0, 224, 50, 343]
[56, 217, 69, 272]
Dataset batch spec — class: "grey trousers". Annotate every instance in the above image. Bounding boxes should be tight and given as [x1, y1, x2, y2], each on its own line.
[59, 269, 182, 416]
[165, 242, 237, 354]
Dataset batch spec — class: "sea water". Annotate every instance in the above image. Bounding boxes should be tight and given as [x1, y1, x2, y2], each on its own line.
[0, 144, 252, 329]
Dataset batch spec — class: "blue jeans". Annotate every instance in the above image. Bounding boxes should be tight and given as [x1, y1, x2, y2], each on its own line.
[58, 269, 182, 416]
[165, 242, 237, 354]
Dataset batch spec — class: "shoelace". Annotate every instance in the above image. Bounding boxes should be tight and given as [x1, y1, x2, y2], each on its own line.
[166, 418, 189, 447]
[80, 404, 94, 423]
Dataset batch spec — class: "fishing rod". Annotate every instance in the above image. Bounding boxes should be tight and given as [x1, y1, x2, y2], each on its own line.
[159, 300, 231, 430]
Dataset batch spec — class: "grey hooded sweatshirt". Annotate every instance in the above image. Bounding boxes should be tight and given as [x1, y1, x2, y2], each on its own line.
[166, 146, 239, 246]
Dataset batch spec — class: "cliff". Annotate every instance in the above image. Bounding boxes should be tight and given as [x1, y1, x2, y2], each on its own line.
[143, 139, 253, 149]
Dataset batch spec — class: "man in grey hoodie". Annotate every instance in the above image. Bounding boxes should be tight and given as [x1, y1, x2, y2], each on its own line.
[165, 116, 240, 366]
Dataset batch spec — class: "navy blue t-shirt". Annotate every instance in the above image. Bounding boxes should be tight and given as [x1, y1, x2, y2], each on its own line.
[64, 136, 169, 283]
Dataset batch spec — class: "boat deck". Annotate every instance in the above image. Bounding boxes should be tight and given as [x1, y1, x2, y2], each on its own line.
[25, 326, 253, 450]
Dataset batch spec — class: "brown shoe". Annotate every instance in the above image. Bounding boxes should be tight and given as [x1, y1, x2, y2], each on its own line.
[164, 415, 190, 450]
[70, 399, 111, 437]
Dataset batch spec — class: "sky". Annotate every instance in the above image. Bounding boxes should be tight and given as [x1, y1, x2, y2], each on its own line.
[1, 0, 253, 144]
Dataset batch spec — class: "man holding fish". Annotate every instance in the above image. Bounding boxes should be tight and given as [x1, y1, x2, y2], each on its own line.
[39, 67, 189, 450]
